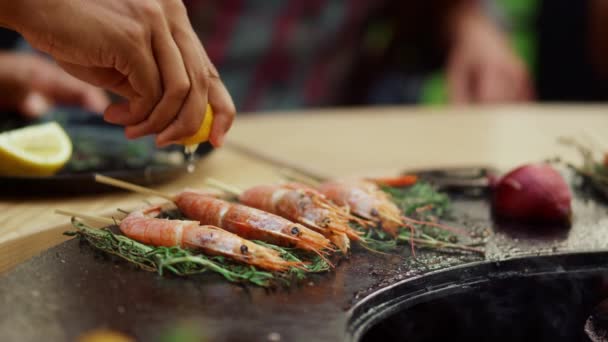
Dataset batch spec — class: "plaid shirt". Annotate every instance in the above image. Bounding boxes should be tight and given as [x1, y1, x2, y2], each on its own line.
[185, 0, 383, 112]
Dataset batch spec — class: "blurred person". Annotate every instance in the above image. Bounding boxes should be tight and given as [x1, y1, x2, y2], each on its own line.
[445, 0, 534, 104]
[365, 0, 608, 105]
[0, 0, 235, 148]
[357, 0, 533, 106]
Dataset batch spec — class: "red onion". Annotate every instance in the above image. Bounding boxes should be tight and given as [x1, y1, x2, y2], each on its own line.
[491, 163, 572, 225]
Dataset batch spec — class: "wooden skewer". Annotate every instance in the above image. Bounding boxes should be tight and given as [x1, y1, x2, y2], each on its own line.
[278, 168, 322, 187]
[95, 174, 175, 201]
[55, 209, 119, 225]
[204, 178, 243, 196]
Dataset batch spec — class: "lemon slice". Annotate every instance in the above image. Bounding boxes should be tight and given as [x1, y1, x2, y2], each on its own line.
[0, 121, 72, 177]
[180, 104, 213, 154]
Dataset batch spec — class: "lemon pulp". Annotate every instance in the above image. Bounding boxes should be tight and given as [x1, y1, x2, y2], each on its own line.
[0, 121, 72, 177]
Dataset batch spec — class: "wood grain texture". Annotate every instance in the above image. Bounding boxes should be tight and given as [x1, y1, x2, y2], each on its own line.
[227, 104, 608, 177]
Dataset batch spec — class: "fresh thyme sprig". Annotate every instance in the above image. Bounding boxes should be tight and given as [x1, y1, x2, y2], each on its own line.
[358, 182, 484, 255]
[65, 219, 328, 287]
[558, 136, 608, 198]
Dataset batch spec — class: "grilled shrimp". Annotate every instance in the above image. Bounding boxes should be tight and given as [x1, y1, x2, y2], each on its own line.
[238, 183, 362, 253]
[318, 180, 403, 236]
[120, 206, 302, 272]
[174, 190, 333, 256]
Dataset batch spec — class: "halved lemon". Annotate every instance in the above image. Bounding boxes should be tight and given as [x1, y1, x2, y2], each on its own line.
[0, 121, 72, 177]
[180, 104, 213, 153]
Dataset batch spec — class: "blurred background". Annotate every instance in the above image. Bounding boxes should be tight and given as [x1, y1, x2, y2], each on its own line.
[1, 0, 608, 115]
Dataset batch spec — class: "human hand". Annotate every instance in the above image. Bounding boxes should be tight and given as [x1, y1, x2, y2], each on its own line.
[0, 52, 109, 118]
[446, 10, 534, 104]
[8, 0, 235, 147]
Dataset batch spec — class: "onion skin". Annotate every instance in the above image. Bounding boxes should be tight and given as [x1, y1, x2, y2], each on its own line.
[491, 163, 572, 225]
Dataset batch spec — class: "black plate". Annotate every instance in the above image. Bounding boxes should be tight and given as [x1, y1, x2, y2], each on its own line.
[0, 107, 213, 196]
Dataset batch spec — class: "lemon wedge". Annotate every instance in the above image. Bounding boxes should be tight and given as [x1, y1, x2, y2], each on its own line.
[0, 121, 72, 177]
[180, 104, 213, 154]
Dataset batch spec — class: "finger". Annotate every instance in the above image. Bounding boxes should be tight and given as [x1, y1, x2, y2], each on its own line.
[523, 78, 536, 101]
[156, 82, 206, 147]
[56, 60, 136, 99]
[208, 78, 236, 147]
[477, 63, 506, 103]
[508, 65, 535, 102]
[80, 86, 111, 113]
[105, 34, 163, 126]
[19, 92, 52, 118]
[155, 27, 207, 146]
[124, 22, 190, 139]
[24, 60, 107, 113]
[193, 29, 235, 147]
[30, 63, 111, 113]
[447, 56, 472, 104]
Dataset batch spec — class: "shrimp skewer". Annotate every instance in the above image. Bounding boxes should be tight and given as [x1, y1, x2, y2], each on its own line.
[318, 179, 475, 254]
[206, 179, 363, 254]
[94, 175, 333, 259]
[175, 190, 333, 258]
[56, 208, 303, 272]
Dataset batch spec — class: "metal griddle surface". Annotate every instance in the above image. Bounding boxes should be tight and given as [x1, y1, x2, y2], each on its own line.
[2, 189, 608, 341]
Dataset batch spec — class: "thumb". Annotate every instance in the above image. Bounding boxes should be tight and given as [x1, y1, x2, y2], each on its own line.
[19, 92, 52, 118]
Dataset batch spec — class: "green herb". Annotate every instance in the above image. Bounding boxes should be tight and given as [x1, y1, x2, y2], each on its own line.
[358, 182, 484, 255]
[65, 219, 328, 287]
[382, 182, 450, 218]
[558, 136, 608, 194]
